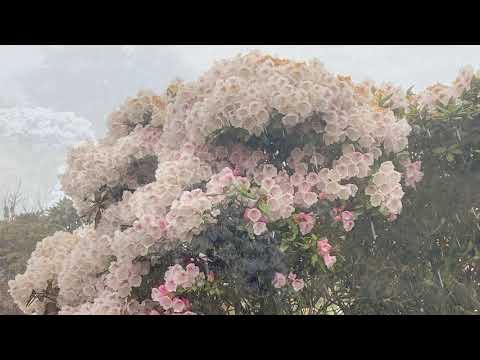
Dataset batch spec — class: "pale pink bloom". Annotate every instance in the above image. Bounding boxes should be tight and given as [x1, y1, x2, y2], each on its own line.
[270, 185, 283, 198]
[243, 209, 251, 223]
[253, 221, 268, 235]
[343, 220, 355, 232]
[149, 310, 161, 315]
[174, 270, 190, 286]
[246, 208, 262, 223]
[207, 271, 215, 282]
[334, 215, 342, 222]
[133, 221, 143, 232]
[158, 296, 173, 310]
[317, 238, 332, 257]
[182, 311, 197, 315]
[267, 197, 280, 211]
[298, 181, 311, 193]
[341, 211, 354, 222]
[404, 160, 423, 188]
[290, 173, 304, 187]
[164, 279, 177, 293]
[263, 164, 277, 179]
[157, 218, 168, 231]
[323, 254, 337, 269]
[306, 172, 319, 185]
[291, 278, 305, 292]
[272, 272, 287, 288]
[151, 284, 170, 302]
[261, 178, 275, 192]
[295, 212, 313, 223]
[303, 192, 318, 207]
[288, 272, 297, 281]
[172, 298, 186, 313]
[186, 263, 200, 278]
[299, 221, 314, 236]
[318, 192, 327, 200]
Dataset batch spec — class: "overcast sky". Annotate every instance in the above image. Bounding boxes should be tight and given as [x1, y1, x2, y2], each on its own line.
[2, 45, 480, 90]
[1, 45, 479, 210]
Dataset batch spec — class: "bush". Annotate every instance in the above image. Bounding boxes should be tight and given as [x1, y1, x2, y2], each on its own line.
[8, 52, 480, 315]
[0, 198, 81, 314]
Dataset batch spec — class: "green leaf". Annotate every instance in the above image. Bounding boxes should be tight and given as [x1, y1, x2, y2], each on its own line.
[433, 147, 447, 155]
[446, 153, 455, 162]
[280, 243, 289, 253]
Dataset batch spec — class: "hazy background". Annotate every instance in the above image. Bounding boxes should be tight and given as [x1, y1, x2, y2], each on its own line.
[1, 45, 479, 213]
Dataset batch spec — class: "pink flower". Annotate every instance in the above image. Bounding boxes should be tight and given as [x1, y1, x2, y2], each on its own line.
[299, 221, 314, 236]
[267, 197, 280, 211]
[261, 178, 275, 192]
[404, 161, 424, 188]
[387, 213, 398, 222]
[263, 164, 278, 179]
[172, 298, 187, 313]
[151, 284, 170, 303]
[243, 209, 250, 223]
[186, 263, 200, 278]
[152, 218, 168, 232]
[174, 270, 190, 286]
[343, 220, 355, 232]
[294, 212, 316, 235]
[317, 238, 332, 257]
[306, 172, 319, 185]
[246, 208, 262, 223]
[334, 215, 342, 222]
[318, 192, 327, 200]
[158, 296, 173, 310]
[291, 278, 305, 292]
[149, 310, 161, 315]
[272, 272, 287, 288]
[341, 211, 354, 222]
[151, 288, 164, 302]
[253, 221, 268, 235]
[164, 279, 177, 293]
[323, 254, 337, 269]
[207, 271, 215, 282]
[298, 182, 312, 193]
[133, 221, 143, 232]
[288, 272, 297, 281]
[303, 192, 318, 207]
[290, 173, 304, 187]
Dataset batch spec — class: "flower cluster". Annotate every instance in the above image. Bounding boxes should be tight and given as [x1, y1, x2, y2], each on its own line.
[293, 212, 316, 235]
[272, 272, 305, 292]
[8, 231, 80, 314]
[331, 207, 355, 232]
[401, 159, 424, 189]
[317, 238, 336, 268]
[150, 263, 204, 315]
[366, 161, 405, 215]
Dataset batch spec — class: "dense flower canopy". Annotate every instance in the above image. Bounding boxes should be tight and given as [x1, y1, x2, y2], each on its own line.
[9, 51, 479, 315]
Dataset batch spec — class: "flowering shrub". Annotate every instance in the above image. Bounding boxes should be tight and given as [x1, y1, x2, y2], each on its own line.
[9, 51, 480, 315]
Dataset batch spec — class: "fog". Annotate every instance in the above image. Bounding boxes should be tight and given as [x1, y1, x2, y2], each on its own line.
[1, 45, 480, 211]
